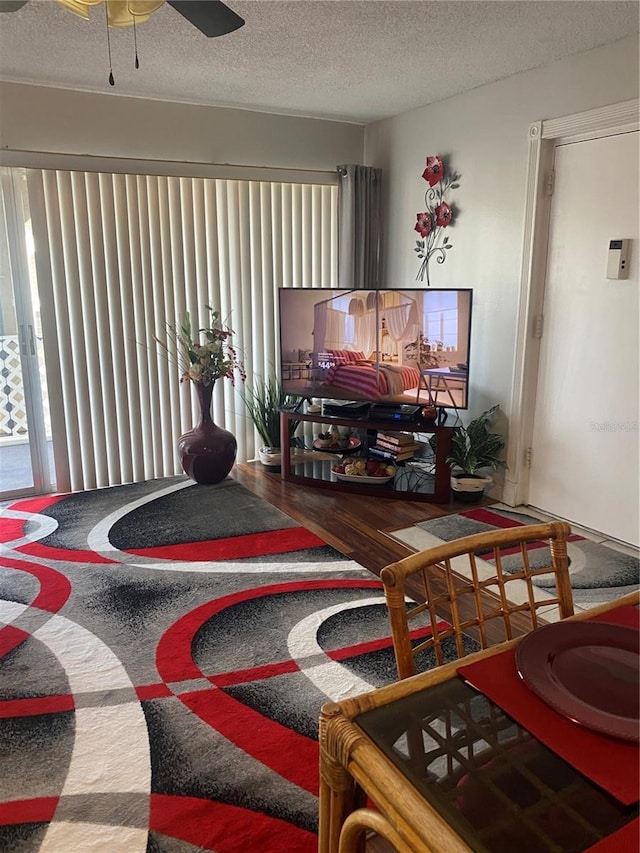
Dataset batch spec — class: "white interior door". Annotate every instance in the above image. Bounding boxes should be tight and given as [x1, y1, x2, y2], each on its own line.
[528, 131, 639, 547]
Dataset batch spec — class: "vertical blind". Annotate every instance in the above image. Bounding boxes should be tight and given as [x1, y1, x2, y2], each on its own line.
[25, 170, 338, 493]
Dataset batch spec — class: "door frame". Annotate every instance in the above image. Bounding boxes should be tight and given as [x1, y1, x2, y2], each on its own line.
[503, 98, 639, 507]
[0, 168, 52, 498]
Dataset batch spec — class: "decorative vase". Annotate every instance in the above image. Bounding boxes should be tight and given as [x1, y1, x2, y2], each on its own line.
[177, 381, 237, 485]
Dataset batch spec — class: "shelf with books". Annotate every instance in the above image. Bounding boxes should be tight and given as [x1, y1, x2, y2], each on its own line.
[372, 428, 423, 462]
[279, 409, 456, 503]
[370, 443, 421, 463]
[375, 431, 417, 447]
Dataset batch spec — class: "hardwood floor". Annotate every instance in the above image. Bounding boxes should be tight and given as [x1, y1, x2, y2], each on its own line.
[233, 461, 494, 577]
[234, 463, 541, 649]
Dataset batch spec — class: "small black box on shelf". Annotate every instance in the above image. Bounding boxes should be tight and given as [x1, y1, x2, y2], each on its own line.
[370, 403, 421, 422]
[322, 400, 370, 417]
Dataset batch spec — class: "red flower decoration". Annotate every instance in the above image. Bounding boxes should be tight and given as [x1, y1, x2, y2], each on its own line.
[422, 155, 444, 187]
[414, 212, 432, 238]
[435, 201, 453, 227]
[413, 155, 461, 285]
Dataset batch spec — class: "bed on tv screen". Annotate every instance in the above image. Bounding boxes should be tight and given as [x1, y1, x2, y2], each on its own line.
[278, 288, 472, 409]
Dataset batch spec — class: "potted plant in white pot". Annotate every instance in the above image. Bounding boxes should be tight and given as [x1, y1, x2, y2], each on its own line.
[241, 375, 300, 468]
[446, 405, 506, 502]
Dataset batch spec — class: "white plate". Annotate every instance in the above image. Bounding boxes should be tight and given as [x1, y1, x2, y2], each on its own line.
[333, 471, 394, 485]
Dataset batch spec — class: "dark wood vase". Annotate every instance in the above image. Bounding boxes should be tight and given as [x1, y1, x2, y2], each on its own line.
[177, 381, 237, 485]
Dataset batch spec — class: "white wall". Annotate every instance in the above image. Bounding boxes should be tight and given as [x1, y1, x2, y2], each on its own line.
[364, 35, 639, 430]
[2, 39, 638, 440]
[0, 81, 364, 172]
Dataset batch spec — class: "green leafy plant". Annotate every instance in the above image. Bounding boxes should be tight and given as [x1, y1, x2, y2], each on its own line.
[156, 305, 245, 387]
[241, 375, 299, 448]
[446, 405, 507, 476]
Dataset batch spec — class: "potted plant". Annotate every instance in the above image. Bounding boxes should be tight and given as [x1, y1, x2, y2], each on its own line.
[241, 375, 299, 468]
[446, 405, 506, 502]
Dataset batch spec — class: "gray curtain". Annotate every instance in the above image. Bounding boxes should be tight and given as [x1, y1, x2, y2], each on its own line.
[337, 164, 382, 290]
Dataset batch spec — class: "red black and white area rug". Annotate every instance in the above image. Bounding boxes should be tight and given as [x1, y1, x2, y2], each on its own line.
[0, 475, 419, 853]
[390, 504, 639, 609]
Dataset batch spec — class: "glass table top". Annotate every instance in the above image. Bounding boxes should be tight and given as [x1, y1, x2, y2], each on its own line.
[356, 677, 637, 853]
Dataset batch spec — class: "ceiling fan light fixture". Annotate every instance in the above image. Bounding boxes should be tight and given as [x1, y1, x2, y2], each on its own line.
[2, 0, 245, 37]
[56, 0, 164, 27]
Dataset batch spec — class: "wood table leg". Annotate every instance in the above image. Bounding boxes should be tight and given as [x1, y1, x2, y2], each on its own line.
[319, 703, 360, 853]
[319, 747, 358, 853]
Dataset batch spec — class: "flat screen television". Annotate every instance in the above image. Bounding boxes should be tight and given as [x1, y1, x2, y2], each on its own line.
[278, 288, 473, 410]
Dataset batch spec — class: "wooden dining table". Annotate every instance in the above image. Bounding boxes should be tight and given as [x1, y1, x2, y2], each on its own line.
[318, 590, 640, 853]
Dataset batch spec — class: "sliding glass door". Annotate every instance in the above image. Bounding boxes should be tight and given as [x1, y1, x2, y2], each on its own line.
[0, 169, 54, 500]
[1, 163, 336, 497]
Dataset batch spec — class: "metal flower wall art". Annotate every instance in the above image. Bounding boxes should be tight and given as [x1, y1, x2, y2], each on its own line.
[414, 154, 461, 286]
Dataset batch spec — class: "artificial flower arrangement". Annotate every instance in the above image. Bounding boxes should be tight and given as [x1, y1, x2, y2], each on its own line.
[160, 305, 246, 387]
[414, 154, 461, 286]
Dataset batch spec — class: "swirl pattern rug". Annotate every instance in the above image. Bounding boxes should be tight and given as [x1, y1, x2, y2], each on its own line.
[0, 476, 418, 853]
[390, 505, 639, 608]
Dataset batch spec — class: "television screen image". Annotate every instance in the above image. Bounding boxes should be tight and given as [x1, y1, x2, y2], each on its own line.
[278, 288, 472, 409]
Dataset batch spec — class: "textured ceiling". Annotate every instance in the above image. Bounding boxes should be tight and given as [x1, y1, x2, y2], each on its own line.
[0, 0, 638, 124]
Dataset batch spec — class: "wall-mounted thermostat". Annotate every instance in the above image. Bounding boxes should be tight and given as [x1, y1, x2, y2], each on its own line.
[606, 239, 630, 280]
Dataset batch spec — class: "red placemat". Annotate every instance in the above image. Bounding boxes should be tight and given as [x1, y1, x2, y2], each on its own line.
[586, 816, 640, 852]
[458, 604, 640, 805]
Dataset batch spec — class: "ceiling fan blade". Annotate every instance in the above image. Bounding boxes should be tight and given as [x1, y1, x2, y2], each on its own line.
[0, 1, 28, 11]
[166, 0, 244, 37]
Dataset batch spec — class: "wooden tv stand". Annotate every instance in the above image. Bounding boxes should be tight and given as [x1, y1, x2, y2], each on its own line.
[279, 407, 457, 503]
